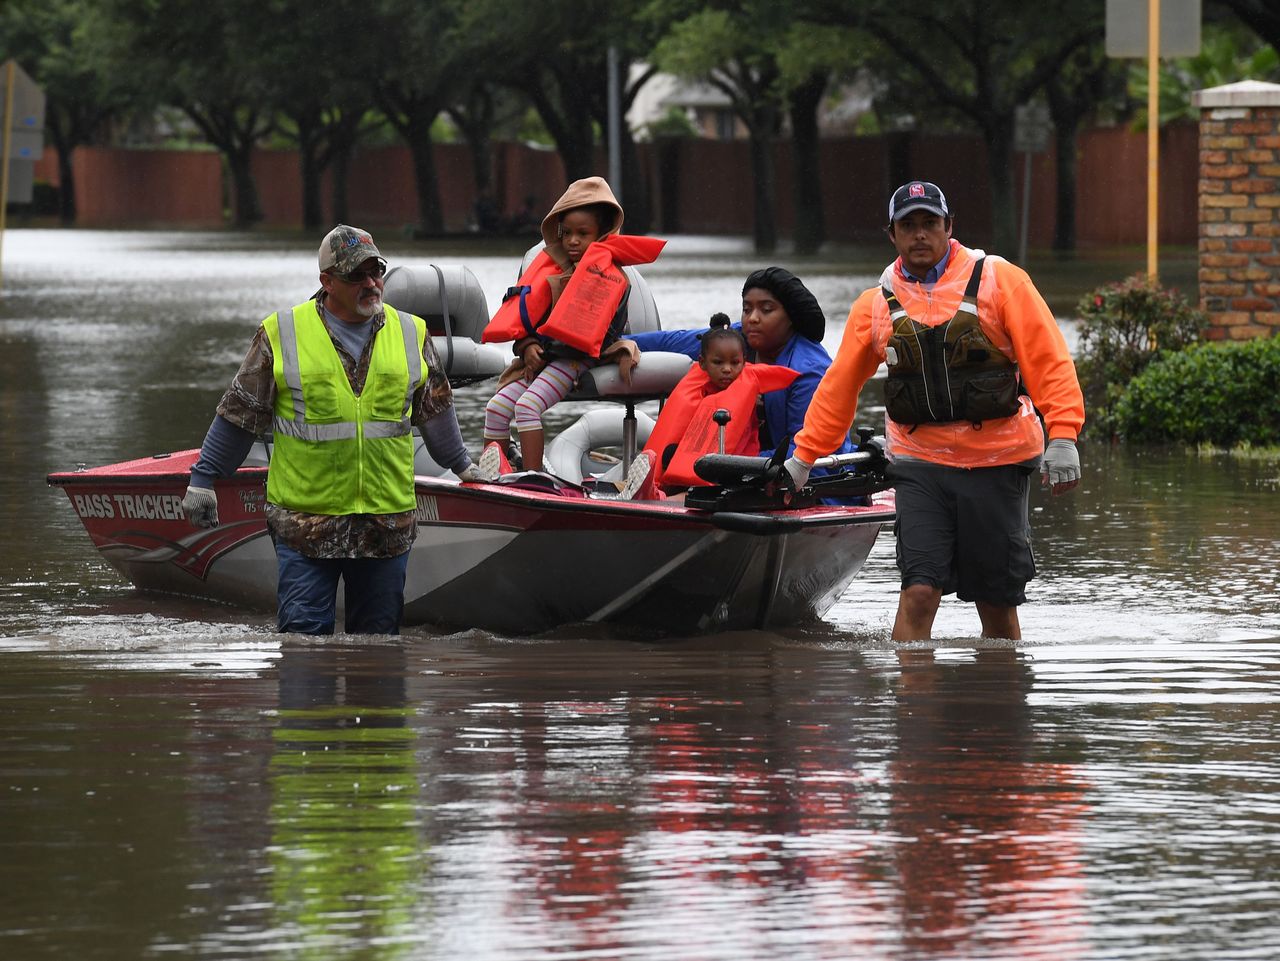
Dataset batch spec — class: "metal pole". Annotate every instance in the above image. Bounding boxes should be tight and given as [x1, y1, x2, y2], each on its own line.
[0, 60, 15, 293]
[1019, 150, 1032, 266]
[1147, 0, 1160, 281]
[607, 45, 622, 204]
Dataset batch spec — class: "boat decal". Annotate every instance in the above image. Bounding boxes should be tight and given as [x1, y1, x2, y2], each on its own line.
[71, 491, 187, 521]
[97, 521, 268, 581]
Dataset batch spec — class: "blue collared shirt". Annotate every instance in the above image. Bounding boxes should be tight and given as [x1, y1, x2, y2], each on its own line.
[901, 245, 951, 285]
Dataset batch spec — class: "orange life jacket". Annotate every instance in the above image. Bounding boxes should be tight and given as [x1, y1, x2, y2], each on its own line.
[481, 235, 666, 356]
[649, 363, 799, 488]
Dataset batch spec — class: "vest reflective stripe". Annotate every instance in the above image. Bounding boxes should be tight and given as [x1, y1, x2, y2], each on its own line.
[396, 307, 423, 411]
[264, 301, 427, 515]
[363, 420, 412, 439]
[275, 305, 306, 421]
[272, 419, 359, 441]
[271, 305, 420, 440]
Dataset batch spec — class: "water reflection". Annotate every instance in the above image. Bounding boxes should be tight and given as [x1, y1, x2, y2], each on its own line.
[891, 650, 1087, 958]
[268, 643, 419, 956]
[3, 230, 1280, 961]
[4, 634, 1280, 959]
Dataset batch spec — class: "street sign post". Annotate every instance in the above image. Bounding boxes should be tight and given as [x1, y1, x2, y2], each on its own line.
[1015, 104, 1052, 266]
[1106, 0, 1201, 57]
[1105, 0, 1202, 281]
[0, 59, 47, 292]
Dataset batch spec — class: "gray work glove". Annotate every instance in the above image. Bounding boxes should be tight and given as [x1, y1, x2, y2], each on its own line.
[1041, 438, 1081, 494]
[455, 464, 480, 482]
[780, 456, 813, 492]
[182, 484, 220, 528]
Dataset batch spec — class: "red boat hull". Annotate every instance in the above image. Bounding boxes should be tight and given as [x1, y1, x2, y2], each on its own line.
[49, 450, 894, 634]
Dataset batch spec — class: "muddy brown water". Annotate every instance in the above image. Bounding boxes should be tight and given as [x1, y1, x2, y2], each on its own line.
[1, 231, 1277, 960]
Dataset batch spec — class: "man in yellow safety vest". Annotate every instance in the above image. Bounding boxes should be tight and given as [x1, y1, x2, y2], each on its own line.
[181, 225, 477, 634]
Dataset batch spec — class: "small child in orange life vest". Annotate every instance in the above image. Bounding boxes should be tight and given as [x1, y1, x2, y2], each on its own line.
[621, 314, 799, 500]
[477, 177, 665, 476]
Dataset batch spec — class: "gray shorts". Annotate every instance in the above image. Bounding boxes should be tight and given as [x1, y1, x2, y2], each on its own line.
[887, 459, 1036, 606]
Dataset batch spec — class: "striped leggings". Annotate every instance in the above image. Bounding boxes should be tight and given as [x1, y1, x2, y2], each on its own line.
[483, 357, 589, 441]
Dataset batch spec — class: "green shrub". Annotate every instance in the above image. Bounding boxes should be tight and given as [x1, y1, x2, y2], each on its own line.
[1113, 335, 1280, 446]
[1075, 274, 1205, 438]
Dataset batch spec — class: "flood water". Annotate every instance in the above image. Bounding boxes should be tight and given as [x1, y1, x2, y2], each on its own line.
[2, 230, 1279, 960]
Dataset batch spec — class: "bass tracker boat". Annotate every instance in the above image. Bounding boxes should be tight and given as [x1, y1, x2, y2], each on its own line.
[48, 442, 893, 635]
[47, 263, 896, 634]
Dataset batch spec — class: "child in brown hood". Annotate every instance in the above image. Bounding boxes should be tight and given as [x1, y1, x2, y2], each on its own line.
[478, 177, 664, 475]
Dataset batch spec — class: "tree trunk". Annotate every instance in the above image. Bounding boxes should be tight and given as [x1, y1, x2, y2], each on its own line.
[619, 123, 651, 234]
[227, 147, 262, 228]
[748, 126, 778, 255]
[1047, 76, 1088, 254]
[409, 127, 444, 234]
[44, 107, 79, 225]
[56, 147, 77, 225]
[530, 80, 594, 184]
[325, 113, 363, 226]
[1052, 120, 1078, 252]
[48, 126, 77, 225]
[985, 120, 1017, 256]
[448, 88, 495, 203]
[559, 132, 594, 184]
[300, 148, 323, 231]
[296, 118, 324, 231]
[789, 71, 829, 255]
[330, 145, 351, 225]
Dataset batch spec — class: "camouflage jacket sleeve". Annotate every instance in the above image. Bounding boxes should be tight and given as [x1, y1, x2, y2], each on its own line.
[215, 326, 277, 436]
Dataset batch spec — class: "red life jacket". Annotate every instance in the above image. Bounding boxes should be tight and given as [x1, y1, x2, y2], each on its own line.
[648, 363, 799, 488]
[481, 235, 666, 356]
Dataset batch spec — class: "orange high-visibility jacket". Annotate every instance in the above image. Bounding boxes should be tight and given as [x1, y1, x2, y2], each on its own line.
[794, 240, 1084, 468]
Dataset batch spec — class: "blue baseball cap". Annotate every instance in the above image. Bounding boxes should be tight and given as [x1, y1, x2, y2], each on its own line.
[888, 181, 950, 222]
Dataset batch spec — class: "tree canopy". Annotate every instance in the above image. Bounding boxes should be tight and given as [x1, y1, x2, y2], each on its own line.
[3, 0, 1276, 249]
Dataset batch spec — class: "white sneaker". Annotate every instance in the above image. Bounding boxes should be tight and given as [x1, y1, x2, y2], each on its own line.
[618, 451, 655, 500]
[475, 442, 503, 481]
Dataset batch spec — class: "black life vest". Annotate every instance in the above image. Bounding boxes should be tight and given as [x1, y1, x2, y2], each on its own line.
[882, 257, 1021, 426]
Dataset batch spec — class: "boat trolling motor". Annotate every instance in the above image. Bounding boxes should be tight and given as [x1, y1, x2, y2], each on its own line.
[685, 427, 891, 513]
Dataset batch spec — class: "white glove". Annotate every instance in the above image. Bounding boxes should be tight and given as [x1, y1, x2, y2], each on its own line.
[1041, 438, 1081, 493]
[182, 484, 220, 528]
[455, 464, 480, 482]
[781, 456, 813, 492]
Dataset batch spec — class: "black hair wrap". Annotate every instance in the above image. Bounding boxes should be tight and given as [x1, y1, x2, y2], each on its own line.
[742, 266, 826, 342]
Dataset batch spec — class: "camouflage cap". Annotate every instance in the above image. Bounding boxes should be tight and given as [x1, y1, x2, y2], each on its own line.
[318, 224, 382, 274]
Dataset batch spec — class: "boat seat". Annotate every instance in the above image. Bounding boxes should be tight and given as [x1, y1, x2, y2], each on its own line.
[384, 263, 508, 387]
[567, 350, 691, 403]
[563, 350, 690, 471]
[544, 407, 657, 485]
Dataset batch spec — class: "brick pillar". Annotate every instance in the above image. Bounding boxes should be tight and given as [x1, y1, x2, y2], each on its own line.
[1193, 80, 1280, 340]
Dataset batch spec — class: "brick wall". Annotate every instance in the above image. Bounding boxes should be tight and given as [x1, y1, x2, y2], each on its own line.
[72, 147, 224, 228]
[1195, 81, 1280, 340]
[39, 126, 1201, 249]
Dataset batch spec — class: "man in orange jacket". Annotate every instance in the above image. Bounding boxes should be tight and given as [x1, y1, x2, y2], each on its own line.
[786, 181, 1084, 641]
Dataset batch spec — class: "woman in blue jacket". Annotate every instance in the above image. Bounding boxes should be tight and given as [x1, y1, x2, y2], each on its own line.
[627, 266, 856, 467]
